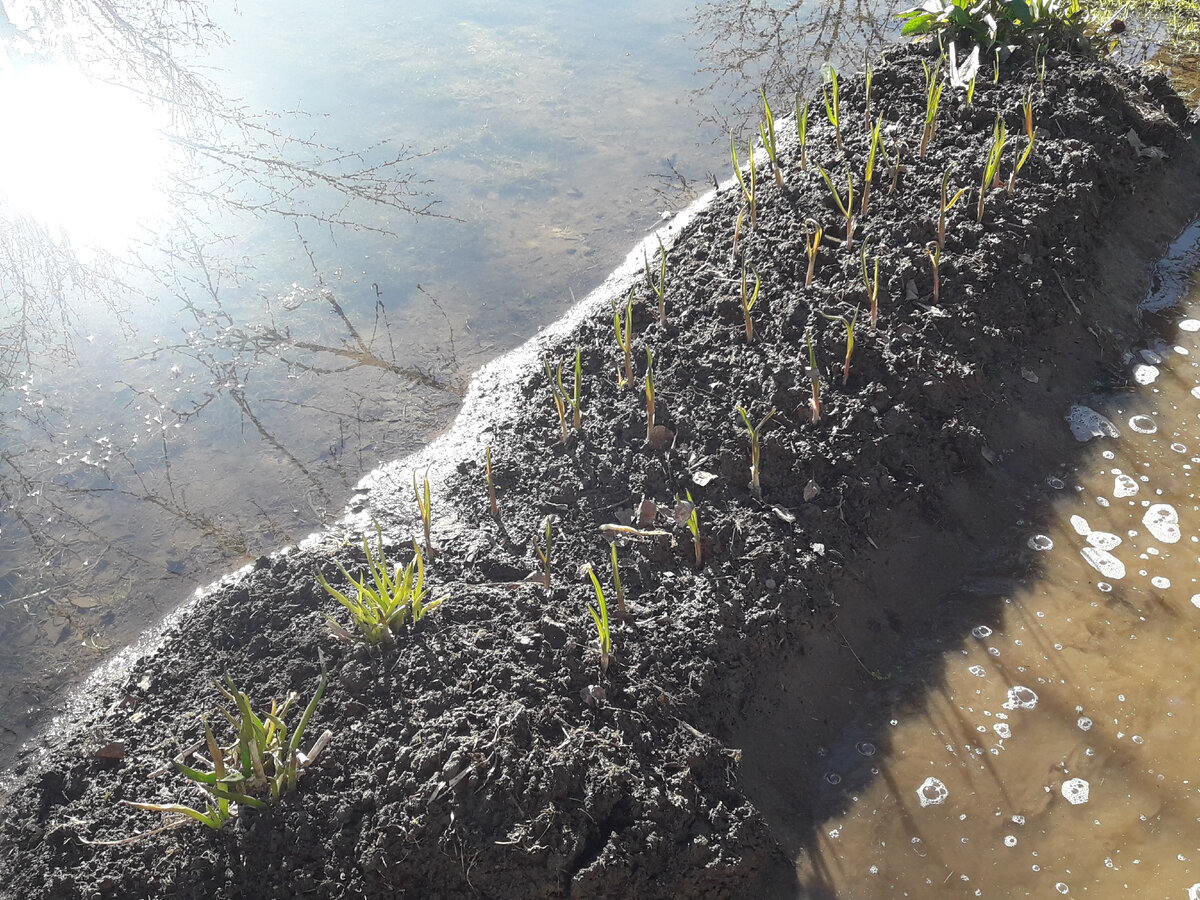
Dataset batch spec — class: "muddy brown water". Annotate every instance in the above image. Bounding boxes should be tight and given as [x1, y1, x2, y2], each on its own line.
[793, 243, 1200, 896]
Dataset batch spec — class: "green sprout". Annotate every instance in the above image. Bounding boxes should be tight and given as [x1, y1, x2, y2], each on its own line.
[864, 63, 874, 127]
[882, 137, 903, 194]
[796, 95, 810, 169]
[977, 114, 1007, 222]
[823, 66, 843, 149]
[926, 241, 943, 303]
[819, 308, 860, 385]
[967, 70, 977, 104]
[862, 245, 880, 327]
[817, 164, 855, 252]
[319, 528, 443, 644]
[130, 664, 331, 829]
[861, 116, 882, 219]
[413, 471, 433, 558]
[920, 58, 945, 158]
[684, 490, 701, 568]
[644, 347, 656, 444]
[609, 541, 628, 619]
[543, 357, 569, 443]
[585, 565, 613, 674]
[736, 405, 776, 496]
[759, 90, 786, 187]
[739, 260, 761, 343]
[938, 167, 969, 249]
[731, 132, 758, 231]
[569, 346, 583, 431]
[1008, 91, 1036, 191]
[644, 237, 668, 326]
[806, 327, 822, 423]
[805, 218, 823, 288]
[614, 290, 634, 390]
[534, 517, 553, 591]
[485, 445, 500, 520]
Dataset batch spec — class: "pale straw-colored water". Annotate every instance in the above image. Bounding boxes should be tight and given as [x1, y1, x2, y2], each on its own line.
[797, 240, 1200, 897]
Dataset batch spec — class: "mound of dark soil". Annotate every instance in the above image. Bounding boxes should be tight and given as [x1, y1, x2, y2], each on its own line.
[1, 45, 1198, 900]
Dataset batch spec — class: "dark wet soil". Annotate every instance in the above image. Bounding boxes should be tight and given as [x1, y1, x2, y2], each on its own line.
[2, 45, 1199, 899]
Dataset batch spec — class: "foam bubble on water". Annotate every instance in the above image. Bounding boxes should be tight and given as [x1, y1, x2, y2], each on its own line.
[1098, 581, 1112, 592]
[1173, 442, 1189, 453]
[1066, 405, 1120, 442]
[1152, 575, 1171, 589]
[856, 741, 876, 757]
[1192, 386, 1200, 400]
[1144, 503, 1182, 543]
[1055, 883, 1069, 895]
[824, 772, 842, 785]
[1191, 594, 1200, 609]
[969, 665, 986, 677]
[1003, 686, 1039, 710]
[1087, 531, 1122, 551]
[1129, 415, 1157, 434]
[1180, 319, 1200, 332]
[1081, 547, 1126, 579]
[1070, 515, 1091, 536]
[1114, 474, 1139, 497]
[994, 723, 1011, 739]
[1132, 364, 1160, 385]
[1028, 534, 1054, 551]
[972, 625, 993, 639]
[917, 776, 949, 807]
[1077, 716, 1093, 731]
[1004, 835, 1018, 847]
[1061, 777, 1090, 805]
[1187, 883, 1200, 900]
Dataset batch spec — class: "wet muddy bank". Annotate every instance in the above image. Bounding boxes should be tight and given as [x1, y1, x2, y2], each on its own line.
[2, 46, 1199, 899]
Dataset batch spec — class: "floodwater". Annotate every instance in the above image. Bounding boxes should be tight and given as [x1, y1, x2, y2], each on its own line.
[795, 231, 1200, 896]
[0, 2, 893, 763]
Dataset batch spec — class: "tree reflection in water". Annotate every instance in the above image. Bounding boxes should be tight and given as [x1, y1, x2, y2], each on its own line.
[0, 0, 458, 764]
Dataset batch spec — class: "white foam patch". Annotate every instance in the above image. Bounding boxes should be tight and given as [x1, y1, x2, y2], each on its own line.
[1113, 474, 1139, 497]
[917, 776, 949, 807]
[1180, 319, 1200, 332]
[1151, 575, 1171, 589]
[1028, 534, 1053, 551]
[1192, 386, 1200, 400]
[1188, 883, 1200, 900]
[1132, 364, 1160, 385]
[1191, 594, 1200, 609]
[994, 723, 1011, 739]
[1143, 504, 1181, 543]
[1082, 547, 1126, 579]
[1070, 515, 1091, 536]
[1129, 415, 1157, 434]
[1087, 531, 1122, 551]
[1003, 686, 1039, 710]
[1061, 777, 1090, 805]
[1066, 405, 1119, 441]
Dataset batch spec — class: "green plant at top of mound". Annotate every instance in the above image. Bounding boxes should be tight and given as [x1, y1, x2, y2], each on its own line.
[759, 90, 786, 187]
[796, 95, 811, 169]
[731, 132, 758, 234]
[644, 347, 657, 444]
[817, 164, 855, 252]
[320, 526, 443, 644]
[738, 260, 761, 343]
[736, 405, 776, 496]
[413, 471, 434, 558]
[822, 65, 844, 149]
[129, 664, 331, 829]
[644, 237, 668, 327]
[584, 564, 614, 674]
[897, 0, 1089, 53]
[677, 490, 702, 568]
[804, 218, 823, 288]
[543, 357, 570, 444]
[614, 289, 634, 390]
[862, 246, 881, 327]
[819, 308, 860, 384]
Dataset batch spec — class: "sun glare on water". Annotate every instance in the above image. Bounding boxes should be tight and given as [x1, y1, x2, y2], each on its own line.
[0, 62, 173, 252]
